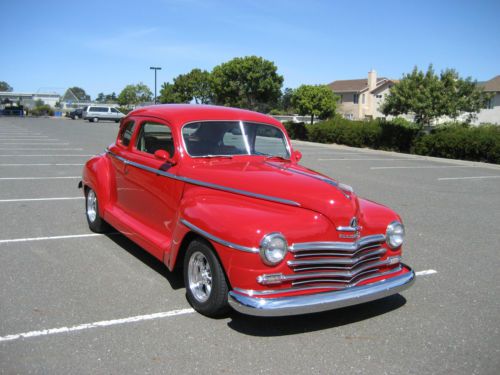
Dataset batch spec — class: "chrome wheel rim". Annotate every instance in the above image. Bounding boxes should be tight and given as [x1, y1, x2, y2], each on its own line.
[188, 251, 212, 303]
[86, 190, 97, 222]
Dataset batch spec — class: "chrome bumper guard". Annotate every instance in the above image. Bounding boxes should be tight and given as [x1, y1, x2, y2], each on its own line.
[228, 264, 415, 317]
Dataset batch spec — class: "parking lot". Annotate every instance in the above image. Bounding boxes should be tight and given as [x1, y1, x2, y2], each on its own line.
[0, 116, 499, 374]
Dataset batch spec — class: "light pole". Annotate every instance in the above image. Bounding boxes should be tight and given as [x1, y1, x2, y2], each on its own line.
[149, 66, 162, 104]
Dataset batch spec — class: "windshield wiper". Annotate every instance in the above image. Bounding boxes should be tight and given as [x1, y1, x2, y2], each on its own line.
[264, 155, 289, 161]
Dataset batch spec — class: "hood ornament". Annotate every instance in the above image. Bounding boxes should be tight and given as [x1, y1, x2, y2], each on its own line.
[336, 217, 362, 239]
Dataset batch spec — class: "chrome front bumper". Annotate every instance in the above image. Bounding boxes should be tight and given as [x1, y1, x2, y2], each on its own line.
[228, 264, 415, 317]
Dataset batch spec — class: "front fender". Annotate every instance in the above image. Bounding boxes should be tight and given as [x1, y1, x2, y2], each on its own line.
[168, 185, 335, 290]
[82, 154, 115, 216]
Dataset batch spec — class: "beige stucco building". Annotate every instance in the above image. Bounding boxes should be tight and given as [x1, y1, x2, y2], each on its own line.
[327, 70, 396, 120]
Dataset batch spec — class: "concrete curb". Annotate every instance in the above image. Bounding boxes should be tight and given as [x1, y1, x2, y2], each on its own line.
[291, 139, 500, 171]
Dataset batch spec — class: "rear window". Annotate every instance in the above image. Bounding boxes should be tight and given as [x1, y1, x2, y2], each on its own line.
[119, 121, 136, 147]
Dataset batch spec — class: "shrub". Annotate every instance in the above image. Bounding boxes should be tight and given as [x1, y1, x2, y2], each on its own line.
[379, 120, 420, 152]
[117, 106, 132, 114]
[30, 105, 54, 117]
[308, 117, 382, 148]
[284, 121, 308, 140]
[414, 124, 500, 163]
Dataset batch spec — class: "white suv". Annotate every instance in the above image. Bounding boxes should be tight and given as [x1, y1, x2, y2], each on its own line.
[83, 106, 125, 123]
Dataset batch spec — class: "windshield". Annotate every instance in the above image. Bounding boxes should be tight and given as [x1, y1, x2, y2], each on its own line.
[182, 121, 290, 158]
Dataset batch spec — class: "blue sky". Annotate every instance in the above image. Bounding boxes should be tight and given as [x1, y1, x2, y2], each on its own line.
[1, 0, 499, 98]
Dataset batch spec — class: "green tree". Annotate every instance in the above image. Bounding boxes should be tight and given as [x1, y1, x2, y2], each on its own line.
[278, 87, 295, 114]
[105, 92, 117, 103]
[382, 65, 491, 126]
[96, 92, 105, 103]
[0, 81, 13, 92]
[173, 69, 213, 104]
[291, 85, 337, 124]
[117, 83, 153, 106]
[211, 56, 283, 111]
[158, 82, 184, 104]
[68, 86, 90, 101]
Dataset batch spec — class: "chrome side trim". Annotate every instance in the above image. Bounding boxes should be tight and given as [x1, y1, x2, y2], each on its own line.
[228, 265, 415, 316]
[106, 149, 300, 207]
[180, 219, 259, 254]
[290, 234, 386, 253]
[233, 266, 404, 296]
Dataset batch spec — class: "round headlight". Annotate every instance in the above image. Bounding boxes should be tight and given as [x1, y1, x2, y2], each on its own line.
[386, 221, 405, 249]
[260, 233, 288, 266]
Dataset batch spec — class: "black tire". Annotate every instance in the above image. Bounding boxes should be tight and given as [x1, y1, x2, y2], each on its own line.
[85, 188, 110, 233]
[184, 239, 229, 317]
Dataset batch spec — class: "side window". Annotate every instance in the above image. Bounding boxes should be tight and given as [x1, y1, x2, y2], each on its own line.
[111, 108, 118, 113]
[119, 121, 136, 147]
[135, 122, 175, 156]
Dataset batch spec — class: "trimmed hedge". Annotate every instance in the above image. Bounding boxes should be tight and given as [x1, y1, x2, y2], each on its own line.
[286, 118, 500, 164]
[414, 124, 500, 164]
[306, 117, 419, 152]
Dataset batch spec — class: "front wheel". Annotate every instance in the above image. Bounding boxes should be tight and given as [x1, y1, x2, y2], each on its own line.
[85, 188, 109, 233]
[184, 239, 229, 317]
[93, 117, 99, 123]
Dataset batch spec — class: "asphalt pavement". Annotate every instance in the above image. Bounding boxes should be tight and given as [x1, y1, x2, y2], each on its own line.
[0, 116, 499, 374]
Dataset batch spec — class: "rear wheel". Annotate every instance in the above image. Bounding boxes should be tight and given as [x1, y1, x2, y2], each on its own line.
[85, 188, 109, 233]
[93, 117, 99, 123]
[184, 239, 229, 317]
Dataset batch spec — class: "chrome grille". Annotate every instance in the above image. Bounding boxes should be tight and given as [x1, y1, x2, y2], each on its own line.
[286, 234, 388, 287]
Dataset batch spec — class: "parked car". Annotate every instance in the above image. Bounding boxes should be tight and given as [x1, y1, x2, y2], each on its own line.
[68, 106, 87, 120]
[80, 104, 414, 317]
[83, 105, 124, 123]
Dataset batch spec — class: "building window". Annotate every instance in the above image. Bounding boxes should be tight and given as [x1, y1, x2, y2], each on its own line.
[376, 94, 383, 98]
[339, 94, 343, 104]
[353, 94, 359, 104]
[362, 94, 365, 104]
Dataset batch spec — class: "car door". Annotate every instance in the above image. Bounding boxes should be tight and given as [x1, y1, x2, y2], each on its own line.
[119, 118, 184, 259]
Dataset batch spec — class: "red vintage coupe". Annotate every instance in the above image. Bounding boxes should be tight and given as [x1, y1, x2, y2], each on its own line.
[81, 104, 414, 317]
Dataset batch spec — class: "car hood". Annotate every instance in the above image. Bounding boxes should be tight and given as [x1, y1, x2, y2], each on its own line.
[180, 159, 360, 227]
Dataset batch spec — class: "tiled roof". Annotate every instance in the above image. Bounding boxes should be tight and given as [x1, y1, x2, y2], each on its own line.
[479, 75, 500, 92]
[327, 78, 388, 93]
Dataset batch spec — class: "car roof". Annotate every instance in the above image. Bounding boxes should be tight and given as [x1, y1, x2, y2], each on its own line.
[127, 104, 283, 128]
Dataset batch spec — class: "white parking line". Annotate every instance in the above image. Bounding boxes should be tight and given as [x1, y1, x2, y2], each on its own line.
[0, 148, 83, 151]
[0, 197, 84, 203]
[438, 176, 500, 181]
[415, 269, 437, 276]
[0, 176, 80, 180]
[0, 163, 85, 167]
[0, 308, 195, 343]
[371, 166, 475, 170]
[0, 143, 69, 145]
[318, 158, 420, 161]
[0, 163, 84, 166]
[0, 137, 52, 139]
[0, 268, 439, 343]
[0, 233, 102, 244]
[0, 154, 94, 157]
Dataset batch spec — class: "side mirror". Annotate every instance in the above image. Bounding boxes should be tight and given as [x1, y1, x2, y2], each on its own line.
[292, 150, 302, 163]
[154, 149, 176, 165]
